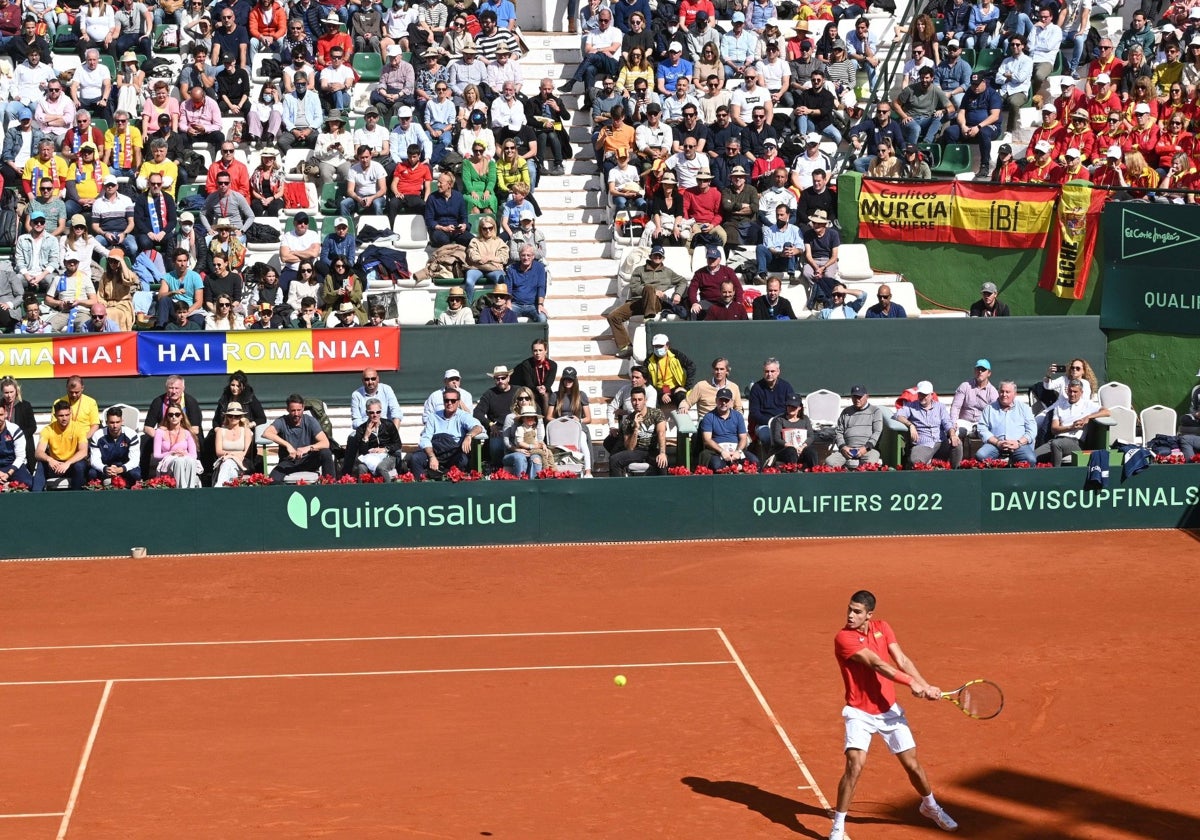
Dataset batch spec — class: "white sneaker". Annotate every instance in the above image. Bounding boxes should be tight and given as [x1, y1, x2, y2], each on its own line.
[828, 825, 845, 840]
[919, 802, 958, 832]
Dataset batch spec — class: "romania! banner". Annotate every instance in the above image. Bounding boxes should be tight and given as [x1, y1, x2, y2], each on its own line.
[136, 327, 401, 376]
[1039, 183, 1107, 300]
[858, 180, 1057, 248]
[0, 333, 138, 379]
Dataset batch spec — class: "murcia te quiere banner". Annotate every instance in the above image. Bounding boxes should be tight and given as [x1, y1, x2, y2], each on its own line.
[858, 180, 1057, 248]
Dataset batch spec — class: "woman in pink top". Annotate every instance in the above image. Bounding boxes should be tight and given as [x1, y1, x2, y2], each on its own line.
[153, 404, 202, 487]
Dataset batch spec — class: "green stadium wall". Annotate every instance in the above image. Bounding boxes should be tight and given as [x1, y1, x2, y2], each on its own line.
[837, 173, 1200, 412]
[4, 467, 1197, 560]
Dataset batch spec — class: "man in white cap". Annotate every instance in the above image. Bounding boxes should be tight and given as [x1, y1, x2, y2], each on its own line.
[557, 7, 621, 103]
[935, 39, 972, 108]
[1021, 138, 1063, 183]
[1060, 146, 1089, 182]
[1084, 71, 1120, 129]
[508, 208, 545, 261]
[791, 131, 832, 191]
[1028, 103, 1064, 160]
[655, 40, 694, 97]
[90, 176, 137, 255]
[371, 44, 415, 120]
[894, 382, 962, 468]
[422, 369, 475, 426]
[389, 105, 433, 164]
[1091, 144, 1126, 189]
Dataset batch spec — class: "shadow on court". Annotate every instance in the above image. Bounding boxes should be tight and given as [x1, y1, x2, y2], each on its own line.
[958, 768, 1199, 839]
[680, 777, 899, 838]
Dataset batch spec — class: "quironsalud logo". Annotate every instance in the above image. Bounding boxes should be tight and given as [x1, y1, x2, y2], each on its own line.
[285, 491, 517, 538]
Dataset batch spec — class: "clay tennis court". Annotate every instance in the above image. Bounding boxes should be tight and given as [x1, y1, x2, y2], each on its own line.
[0, 530, 1195, 839]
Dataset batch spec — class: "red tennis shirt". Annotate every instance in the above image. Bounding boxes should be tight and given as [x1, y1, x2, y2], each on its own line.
[834, 619, 899, 715]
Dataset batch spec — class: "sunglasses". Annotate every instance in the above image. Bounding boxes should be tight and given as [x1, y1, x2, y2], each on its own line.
[167, 411, 183, 418]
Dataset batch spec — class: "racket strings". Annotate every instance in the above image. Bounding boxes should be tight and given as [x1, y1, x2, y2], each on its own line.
[960, 681, 1003, 718]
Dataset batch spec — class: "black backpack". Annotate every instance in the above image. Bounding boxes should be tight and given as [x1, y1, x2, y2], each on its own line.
[0, 209, 18, 249]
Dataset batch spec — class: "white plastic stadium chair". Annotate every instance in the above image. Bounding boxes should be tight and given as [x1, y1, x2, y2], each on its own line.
[1106, 405, 1137, 444]
[836, 243, 874, 281]
[1097, 381, 1133, 410]
[805, 389, 842, 428]
[545, 416, 587, 475]
[1139, 405, 1178, 443]
[394, 289, 435, 325]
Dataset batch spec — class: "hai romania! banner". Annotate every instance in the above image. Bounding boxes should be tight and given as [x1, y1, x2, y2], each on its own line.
[0, 333, 137, 379]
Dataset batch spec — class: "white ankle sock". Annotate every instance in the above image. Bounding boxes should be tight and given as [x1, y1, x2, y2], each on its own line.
[832, 811, 847, 829]
[922, 793, 938, 808]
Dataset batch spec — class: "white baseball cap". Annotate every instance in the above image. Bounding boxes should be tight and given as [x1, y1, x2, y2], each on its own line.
[1106, 145, 1122, 159]
[1065, 147, 1082, 158]
[651, 333, 669, 346]
[916, 380, 934, 395]
[1041, 103, 1056, 112]
[1134, 102, 1151, 114]
[1095, 72, 1111, 84]
[1034, 139, 1052, 153]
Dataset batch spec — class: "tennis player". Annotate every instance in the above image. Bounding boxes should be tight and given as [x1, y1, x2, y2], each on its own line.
[829, 590, 957, 839]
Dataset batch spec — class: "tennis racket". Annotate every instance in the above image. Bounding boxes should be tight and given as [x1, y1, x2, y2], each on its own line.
[942, 679, 1004, 720]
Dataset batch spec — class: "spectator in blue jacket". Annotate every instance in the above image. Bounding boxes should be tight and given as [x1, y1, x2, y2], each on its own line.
[504, 244, 547, 322]
[424, 171, 472, 247]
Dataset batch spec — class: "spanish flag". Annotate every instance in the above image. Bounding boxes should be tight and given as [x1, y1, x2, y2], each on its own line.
[1039, 183, 1108, 300]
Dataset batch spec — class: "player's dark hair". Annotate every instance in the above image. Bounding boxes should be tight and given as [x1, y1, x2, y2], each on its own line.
[850, 590, 876, 611]
[630, 386, 646, 397]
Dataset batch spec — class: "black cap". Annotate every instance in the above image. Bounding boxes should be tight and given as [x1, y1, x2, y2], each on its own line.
[716, 387, 734, 401]
[998, 143, 1013, 156]
[294, 211, 310, 224]
[849, 385, 868, 397]
[562, 366, 578, 380]
[786, 394, 805, 408]
[970, 72, 985, 85]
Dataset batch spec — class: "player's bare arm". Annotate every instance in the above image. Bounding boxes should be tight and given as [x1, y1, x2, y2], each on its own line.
[848, 646, 936, 699]
[888, 641, 942, 699]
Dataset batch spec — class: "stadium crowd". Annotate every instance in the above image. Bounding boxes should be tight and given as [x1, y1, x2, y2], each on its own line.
[5, 349, 1196, 488]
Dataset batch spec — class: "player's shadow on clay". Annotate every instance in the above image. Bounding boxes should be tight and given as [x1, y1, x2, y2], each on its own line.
[681, 777, 897, 838]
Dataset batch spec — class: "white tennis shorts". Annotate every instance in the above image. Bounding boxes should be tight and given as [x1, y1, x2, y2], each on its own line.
[842, 704, 916, 754]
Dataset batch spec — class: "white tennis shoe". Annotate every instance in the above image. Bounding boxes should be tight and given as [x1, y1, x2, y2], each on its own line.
[828, 825, 845, 840]
[919, 802, 958, 832]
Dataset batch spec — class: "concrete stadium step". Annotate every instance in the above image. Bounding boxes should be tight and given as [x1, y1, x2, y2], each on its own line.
[538, 205, 604, 224]
[548, 258, 619, 278]
[534, 173, 602, 192]
[543, 241, 608, 260]
[543, 224, 612, 244]
[518, 47, 583, 65]
[532, 190, 608, 210]
[548, 338, 624, 358]
[544, 297, 612, 318]
[553, 357, 628, 381]
[545, 276, 619, 295]
[522, 32, 583, 51]
[547, 317, 610, 338]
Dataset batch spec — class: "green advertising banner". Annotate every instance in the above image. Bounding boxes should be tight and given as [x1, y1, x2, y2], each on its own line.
[1101, 205, 1200, 334]
[4, 467, 1198, 561]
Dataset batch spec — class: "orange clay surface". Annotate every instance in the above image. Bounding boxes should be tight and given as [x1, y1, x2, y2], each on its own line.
[0, 531, 1195, 840]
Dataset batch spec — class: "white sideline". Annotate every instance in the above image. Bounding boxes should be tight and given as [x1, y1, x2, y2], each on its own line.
[716, 628, 834, 815]
[57, 680, 113, 840]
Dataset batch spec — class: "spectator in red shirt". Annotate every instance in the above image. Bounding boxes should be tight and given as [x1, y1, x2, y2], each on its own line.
[1021, 139, 1064, 182]
[1057, 147, 1091, 182]
[389, 143, 433, 216]
[702, 279, 748, 321]
[687, 246, 743, 319]
[1127, 103, 1161, 167]
[1154, 115, 1194, 173]
[1026, 103, 1065, 162]
[682, 171, 724, 252]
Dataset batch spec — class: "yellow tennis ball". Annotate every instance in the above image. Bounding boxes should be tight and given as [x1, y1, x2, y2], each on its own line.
[614, 674, 627, 687]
